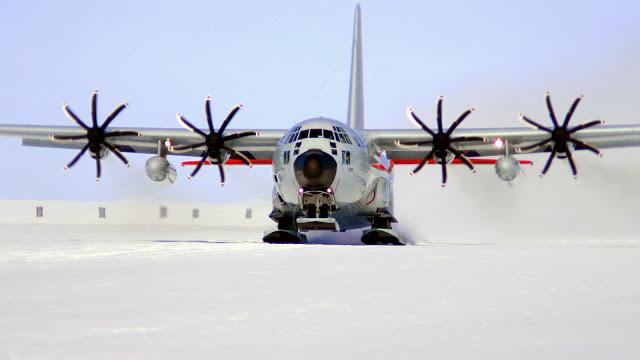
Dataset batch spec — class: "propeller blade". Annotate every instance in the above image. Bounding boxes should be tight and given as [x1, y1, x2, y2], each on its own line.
[545, 92, 559, 128]
[565, 148, 578, 178]
[406, 107, 435, 136]
[446, 108, 474, 136]
[448, 147, 476, 172]
[436, 96, 443, 133]
[568, 138, 602, 156]
[104, 130, 140, 138]
[521, 114, 552, 132]
[568, 120, 604, 134]
[395, 140, 433, 147]
[64, 143, 90, 170]
[101, 103, 129, 130]
[170, 141, 206, 153]
[176, 113, 208, 137]
[91, 90, 98, 128]
[218, 162, 226, 186]
[95, 157, 102, 181]
[540, 148, 557, 176]
[101, 142, 130, 167]
[62, 103, 90, 130]
[188, 152, 209, 179]
[440, 159, 447, 187]
[516, 138, 552, 153]
[222, 145, 252, 167]
[562, 95, 583, 128]
[449, 136, 485, 143]
[205, 95, 214, 132]
[218, 104, 244, 134]
[410, 150, 433, 175]
[50, 134, 87, 142]
[223, 131, 258, 142]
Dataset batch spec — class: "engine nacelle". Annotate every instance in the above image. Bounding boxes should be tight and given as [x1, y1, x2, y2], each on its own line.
[145, 156, 177, 186]
[495, 155, 522, 183]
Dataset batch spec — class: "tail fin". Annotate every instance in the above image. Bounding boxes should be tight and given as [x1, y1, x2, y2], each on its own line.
[347, 4, 365, 130]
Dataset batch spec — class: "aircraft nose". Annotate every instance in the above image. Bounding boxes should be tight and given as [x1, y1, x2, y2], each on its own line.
[294, 149, 337, 189]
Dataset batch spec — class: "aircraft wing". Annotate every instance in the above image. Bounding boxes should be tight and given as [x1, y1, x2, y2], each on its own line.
[362, 125, 640, 160]
[0, 124, 286, 161]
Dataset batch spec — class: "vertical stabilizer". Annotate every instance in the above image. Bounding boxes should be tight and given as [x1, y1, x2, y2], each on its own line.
[347, 4, 365, 130]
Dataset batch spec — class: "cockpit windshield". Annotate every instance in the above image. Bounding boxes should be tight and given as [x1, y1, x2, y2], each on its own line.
[284, 126, 355, 146]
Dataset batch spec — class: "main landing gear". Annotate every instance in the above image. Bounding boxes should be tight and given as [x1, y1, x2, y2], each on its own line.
[360, 228, 405, 246]
[361, 213, 405, 246]
[263, 215, 307, 244]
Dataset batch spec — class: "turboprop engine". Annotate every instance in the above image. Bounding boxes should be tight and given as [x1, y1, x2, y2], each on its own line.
[145, 156, 177, 186]
[494, 155, 522, 184]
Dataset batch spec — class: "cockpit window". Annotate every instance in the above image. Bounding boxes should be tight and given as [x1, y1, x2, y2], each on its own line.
[298, 129, 309, 139]
[283, 125, 302, 144]
[331, 126, 354, 145]
[309, 129, 323, 138]
[323, 129, 335, 140]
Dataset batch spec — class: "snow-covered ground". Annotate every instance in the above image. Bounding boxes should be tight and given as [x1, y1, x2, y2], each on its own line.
[1, 224, 640, 359]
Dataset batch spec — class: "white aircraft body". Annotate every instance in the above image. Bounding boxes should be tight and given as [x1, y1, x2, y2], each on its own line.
[2, 5, 640, 245]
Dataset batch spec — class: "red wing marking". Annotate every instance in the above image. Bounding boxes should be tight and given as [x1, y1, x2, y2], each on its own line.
[181, 159, 273, 166]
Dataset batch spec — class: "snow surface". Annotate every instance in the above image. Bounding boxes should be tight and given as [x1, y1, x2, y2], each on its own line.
[2, 224, 640, 359]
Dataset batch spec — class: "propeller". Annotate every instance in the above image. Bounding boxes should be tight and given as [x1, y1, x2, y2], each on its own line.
[398, 96, 485, 187]
[170, 96, 258, 186]
[50, 90, 140, 181]
[516, 92, 605, 178]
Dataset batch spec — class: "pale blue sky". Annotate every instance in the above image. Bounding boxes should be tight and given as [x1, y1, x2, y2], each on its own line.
[1, 0, 639, 206]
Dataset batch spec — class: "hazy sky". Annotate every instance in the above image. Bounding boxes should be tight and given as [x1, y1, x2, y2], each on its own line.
[1, 0, 640, 240]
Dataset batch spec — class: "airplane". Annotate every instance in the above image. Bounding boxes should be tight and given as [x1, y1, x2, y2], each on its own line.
[1, 4, 640, 245]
